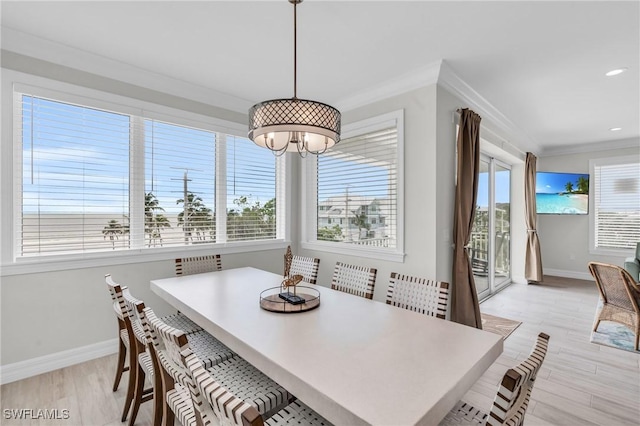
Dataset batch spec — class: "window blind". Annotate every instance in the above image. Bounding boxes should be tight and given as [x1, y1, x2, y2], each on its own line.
[20, 95, 130, 255]
[226, 136, 277, 241]
[594, 161, 640, 250]
[144, 120, 216, 247]
[316, 127, 397, 247]
[15, 91, 284, 260]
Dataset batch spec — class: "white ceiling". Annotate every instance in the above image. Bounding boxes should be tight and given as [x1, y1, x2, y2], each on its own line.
[1, 1, 638, 154]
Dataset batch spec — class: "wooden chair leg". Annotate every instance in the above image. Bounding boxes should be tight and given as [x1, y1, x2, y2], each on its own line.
[128, 362, 146, 426]
[121, 338, 139, 422]
[152, 359, 164, 426]
[161, 369, 175, 426]
[593, 319, 601, 332]
[113, 330, 128, 391]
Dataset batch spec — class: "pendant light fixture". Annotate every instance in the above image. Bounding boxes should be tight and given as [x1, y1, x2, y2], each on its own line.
[248, 0, 341, 157]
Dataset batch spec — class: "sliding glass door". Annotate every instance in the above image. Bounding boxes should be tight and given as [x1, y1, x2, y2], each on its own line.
[472, 155, 511, 300]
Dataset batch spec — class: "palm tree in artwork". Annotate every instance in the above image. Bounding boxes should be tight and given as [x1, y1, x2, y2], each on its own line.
[564, 182, 574, 194]
[145, 192, 171, 247]
[577, 176, 589, 194]
[102, 219, 124, 249]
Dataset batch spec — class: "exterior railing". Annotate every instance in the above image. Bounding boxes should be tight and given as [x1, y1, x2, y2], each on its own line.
[351, 237, 391, 247]
[469, 231, 510, 275]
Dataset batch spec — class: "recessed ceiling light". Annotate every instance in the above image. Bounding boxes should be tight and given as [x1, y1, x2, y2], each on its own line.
[605, 68, 628, 77]
[609, 127, 622, 131]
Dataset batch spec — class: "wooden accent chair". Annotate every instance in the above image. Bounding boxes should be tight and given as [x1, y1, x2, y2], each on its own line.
[386, 273, 450, 319]
[143, 307, 292, 425]
[440, 332, 550, 426]
[589, 261, 640, 350]
[283, 245, 321, 285]
[175, 254, 222, 276]
[180, 347, 331, 425]
[331, 262, 377, 299]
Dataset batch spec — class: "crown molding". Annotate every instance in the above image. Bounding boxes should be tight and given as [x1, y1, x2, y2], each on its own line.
[437, 60, 542, 156]
[539, 137, 640, 157]
[1, 27, 252, 114]
[335, 60, 442, 112]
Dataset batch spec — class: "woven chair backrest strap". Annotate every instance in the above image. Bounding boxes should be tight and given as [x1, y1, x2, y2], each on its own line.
[175, 254, 222, 276]
[331, 262, 377, 299]
[181, 347, 263, 426]
[487, 332, 550, 426]
[387, 272, 450, 319]
[290, 255, 321, 285]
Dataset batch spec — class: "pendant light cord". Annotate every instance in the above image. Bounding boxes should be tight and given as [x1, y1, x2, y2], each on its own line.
[293, 1, 297, 99]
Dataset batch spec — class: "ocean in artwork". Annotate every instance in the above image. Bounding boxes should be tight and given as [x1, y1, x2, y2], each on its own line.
[536, 193, 588, 215]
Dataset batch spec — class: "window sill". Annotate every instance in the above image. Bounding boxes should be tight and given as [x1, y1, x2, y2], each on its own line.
[0, 240, 289, 276]
[301, 241, 405, 263]
[589, 247, 634, 257]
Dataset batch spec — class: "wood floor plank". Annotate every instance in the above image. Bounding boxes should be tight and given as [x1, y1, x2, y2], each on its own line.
[463, 276, 640, 426]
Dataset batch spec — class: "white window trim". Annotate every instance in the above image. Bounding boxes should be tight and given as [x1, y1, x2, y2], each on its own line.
[301, 110, 405, 262]
[589, 155, 638, 256]
[1, 70, 290, 276]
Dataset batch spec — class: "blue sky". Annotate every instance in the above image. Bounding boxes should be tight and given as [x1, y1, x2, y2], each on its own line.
[476, 169, 510, 207]
[22, 96, 276, 215]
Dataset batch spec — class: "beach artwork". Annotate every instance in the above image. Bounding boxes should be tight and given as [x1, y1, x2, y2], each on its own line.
[536, 172, 589, 215]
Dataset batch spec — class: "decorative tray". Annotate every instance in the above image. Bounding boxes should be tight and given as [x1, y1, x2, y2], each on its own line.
[259, 286, 321, 313]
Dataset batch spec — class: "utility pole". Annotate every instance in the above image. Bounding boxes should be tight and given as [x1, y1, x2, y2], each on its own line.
[183, 171, 189, 244]
[171, 167, 200, 244]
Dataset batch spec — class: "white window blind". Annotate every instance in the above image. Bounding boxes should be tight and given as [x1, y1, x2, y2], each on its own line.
[226, 136, 277, 241]
[593, 160, 640, 250]
[316, 126, 398, 248]
[145, 120, 216, 247]
[20, 95, 130, 255]
[14, 90, 284, 261]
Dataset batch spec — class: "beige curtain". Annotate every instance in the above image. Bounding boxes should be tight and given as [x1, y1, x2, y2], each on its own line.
[525, 152, 543, 282]
[451, 108, 482, 329]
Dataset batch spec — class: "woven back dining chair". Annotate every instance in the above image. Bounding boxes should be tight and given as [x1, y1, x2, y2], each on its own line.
[181, 346, 331, 426]
[440, 332, 550, 426]
[588, 261, 640, 350]
[175, 254, 222, 276]
[105, 278, 130, 394]
[331, 262, 377, 299]
[143, 306, 292, 425]
[284, 246, 321, 285]
[105, 275, 142, 423]
[387, 273, 450, 319]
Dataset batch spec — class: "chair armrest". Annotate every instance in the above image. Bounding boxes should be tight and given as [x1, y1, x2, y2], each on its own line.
[624, 258, 640, 283]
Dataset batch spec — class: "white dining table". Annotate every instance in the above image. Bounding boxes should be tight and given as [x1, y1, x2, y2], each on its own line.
[151, 267, 502, 426]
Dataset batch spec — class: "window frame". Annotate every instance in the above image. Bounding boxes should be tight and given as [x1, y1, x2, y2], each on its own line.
[589, 155, 639, 256]
[1, 71, 290, 275]
[301, 110, 405, 262]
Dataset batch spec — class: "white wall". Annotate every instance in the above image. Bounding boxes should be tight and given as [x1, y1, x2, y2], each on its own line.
[538, 144, 640, 280]
[299, 85, 439, 302]
[0, 250, 284, 366]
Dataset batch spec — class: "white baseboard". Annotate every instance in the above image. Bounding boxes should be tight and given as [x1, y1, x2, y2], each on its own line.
[543, 268, 593, 282]
[0, 338, 118, 385]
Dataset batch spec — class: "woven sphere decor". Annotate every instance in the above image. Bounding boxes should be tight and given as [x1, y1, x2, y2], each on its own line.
[248, 98, 341, 155]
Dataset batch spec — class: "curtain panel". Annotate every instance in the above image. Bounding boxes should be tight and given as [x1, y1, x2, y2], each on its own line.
[525, 152, 544, 282]
[451, 108, 483, 329]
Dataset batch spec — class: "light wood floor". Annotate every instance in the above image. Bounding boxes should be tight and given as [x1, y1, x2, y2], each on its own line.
[1, 275, 638, 425]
